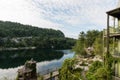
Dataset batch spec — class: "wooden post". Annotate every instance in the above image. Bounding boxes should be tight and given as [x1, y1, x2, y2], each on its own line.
[106, 14, 110, 80]
[118, 18, 120, 28]
[103, 29, 105, 66]
[113, 17, 115, 55]
[50, 72, 53, 80]
[107, 14, 110, 55]
[113, 17, 115, 31]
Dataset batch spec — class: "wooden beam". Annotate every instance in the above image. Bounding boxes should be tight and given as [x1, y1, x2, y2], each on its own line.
[107, 14, 109, 54]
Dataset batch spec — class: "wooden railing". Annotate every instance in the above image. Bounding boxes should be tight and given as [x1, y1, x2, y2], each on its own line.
[112, 76, 120, 80]
[38, 67, 60, 80]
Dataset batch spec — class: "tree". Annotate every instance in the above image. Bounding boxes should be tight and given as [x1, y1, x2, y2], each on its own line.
[73, 30, 102, 56]
[93, 37, 103, 56]
[73, 32, 87, 56]
[86, 30, 99, 47]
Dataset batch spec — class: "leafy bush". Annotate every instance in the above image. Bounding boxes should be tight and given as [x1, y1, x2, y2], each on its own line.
[86, 61, 103, 80]
[94, 67, 108, 80]
[59, 58, 83, 80]
[86, 60, 112, 80]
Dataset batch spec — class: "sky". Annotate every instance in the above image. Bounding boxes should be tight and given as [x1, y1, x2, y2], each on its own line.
[0, 0, 119, 39]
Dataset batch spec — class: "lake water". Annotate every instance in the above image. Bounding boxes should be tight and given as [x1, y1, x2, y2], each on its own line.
[0, 49, 74, 80]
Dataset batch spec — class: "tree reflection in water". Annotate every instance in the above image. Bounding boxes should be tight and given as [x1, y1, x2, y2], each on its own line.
[0, 49, 64, 69]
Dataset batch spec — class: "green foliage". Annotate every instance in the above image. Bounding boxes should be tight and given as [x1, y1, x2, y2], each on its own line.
[0, 21, 64, 38]
[93, 31, 103, 56]
[86, 61, 103, 80]
[86, 30, 100, 47]
[86, 60, 113, 80]
[87, 66, 111, 80]
[73, 32, 87, 56]
[88, 61, 103, 73]
[0, 21, 76, 49]
[73, 30, 101, 56]
[73, 39, 87, 56]
[94, 67, 108, 80]
[93, 37, 103, 56]
[104, 53, 113, 80]
[105, 53, 113, 68]
[59, 58, 82, 80]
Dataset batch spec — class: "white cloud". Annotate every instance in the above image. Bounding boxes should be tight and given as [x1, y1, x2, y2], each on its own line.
[0, 0, 118, 38]
[32, 0, 118, 28]
[0, 0, 61, 30]
[117, 0, 120, 7]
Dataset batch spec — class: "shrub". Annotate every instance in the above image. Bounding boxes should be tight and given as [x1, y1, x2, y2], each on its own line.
[59, 58, 83, 80]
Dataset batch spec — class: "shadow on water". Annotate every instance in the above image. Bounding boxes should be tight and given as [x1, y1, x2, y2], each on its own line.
[0, 49, 64, 69]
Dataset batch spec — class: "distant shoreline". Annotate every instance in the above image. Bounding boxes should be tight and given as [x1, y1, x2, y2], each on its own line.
[0, 47, 36, 51]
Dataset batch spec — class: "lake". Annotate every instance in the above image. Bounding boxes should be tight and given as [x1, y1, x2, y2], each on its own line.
[0, 49, 74, 80]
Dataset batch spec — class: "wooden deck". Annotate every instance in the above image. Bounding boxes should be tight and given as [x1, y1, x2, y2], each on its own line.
[112, 76, 120, 80]
[43, 70, 59, 80]
[104, 33, 120, 38]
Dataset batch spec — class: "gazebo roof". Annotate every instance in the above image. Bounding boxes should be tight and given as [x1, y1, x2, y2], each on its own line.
[106, 7, 120, 18]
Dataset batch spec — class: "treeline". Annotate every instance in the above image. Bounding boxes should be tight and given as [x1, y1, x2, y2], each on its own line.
[73, 30, 103, 56]
[0, 37, 75, 49]
[0, 21, 64, 38]
[0, 21, 75, 49]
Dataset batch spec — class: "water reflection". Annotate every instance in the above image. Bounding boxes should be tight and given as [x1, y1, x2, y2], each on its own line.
[0, 49, 74, 79]
[0, 49, 64, 69]
[37, 52, 74, 75]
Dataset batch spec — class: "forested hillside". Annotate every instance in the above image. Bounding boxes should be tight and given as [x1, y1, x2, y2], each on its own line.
[0, 21, 75, 49]
[0, 21, 64, 38]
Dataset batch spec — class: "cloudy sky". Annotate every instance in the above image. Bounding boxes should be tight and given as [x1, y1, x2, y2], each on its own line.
[0, 0, 119, 38]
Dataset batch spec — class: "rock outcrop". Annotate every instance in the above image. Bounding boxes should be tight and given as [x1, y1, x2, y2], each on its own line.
[17, 59, 37, 80]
